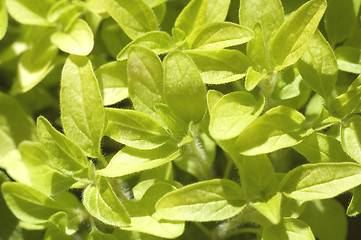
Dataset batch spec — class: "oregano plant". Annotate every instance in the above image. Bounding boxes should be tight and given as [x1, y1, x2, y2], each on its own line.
[1, 0, 361, 239]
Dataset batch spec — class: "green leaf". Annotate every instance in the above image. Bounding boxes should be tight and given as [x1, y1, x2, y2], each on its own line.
[6, 0, 53, 26]
[297, 31, 337, 100]
[83, 177, 131, 227]
[103, 0, 159, 40]
[19, 141, 75, 195]
[269, 0, 327, 70]
[300, 199, 347, 240]
[60, 55, 105, 158]
[335, 46, 361, 74]
[239, 0, 284, 43]
[95, 61, 128, 106]
[44, 212, 75, 240]
[155, 179, 246, 222]
[245, 67, 268, 91]
[186, 22, 253, 50]
[0, 93, 37, 169]
[98, 142, 180, 177]
[37, 117, 88, 175]
[51, 19, 94, 56]
[121, 182, 184, 238]
[324, 0, 361, 47]
[341, 116, 361, 164]
[263, 218, 315, 240]
[209, 91, 264, 140]
[330, 85, 361, 118]
[0, 0, 7, 40]
[104, 108, 171, 149]
[143, 0, 167, 8]
[117, 31, 173, 60]
[279, 163, 361, 201]
[293, 132, 351, 163]
[12, 30, 58, 94]
[47, 1, 83, 31]
[127, 46, 164, 119]
[164, 51, 207, 123]
[251, 192, 282, 225]
[1, 182, 62, 224]
[207, 90, 224, 114]
[205, 0, 230, 23]
[347, 185, 361, 216]
[87, 229, 117, 240]
[174, 0, 207, 38]
[246, 24, 271, 71]
[235, 106, 305, 155]
[237, 155, 277, 201]
[185, 49, 251, 84]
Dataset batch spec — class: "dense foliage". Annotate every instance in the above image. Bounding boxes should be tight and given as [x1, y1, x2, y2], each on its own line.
[1, 0, 361, 239]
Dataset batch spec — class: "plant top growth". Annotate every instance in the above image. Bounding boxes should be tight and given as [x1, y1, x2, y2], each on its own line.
[1, 0, 361, 239]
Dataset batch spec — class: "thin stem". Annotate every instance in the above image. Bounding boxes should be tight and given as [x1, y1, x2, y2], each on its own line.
[97, 152, 108, 168]
[223, 156, 233, 179]
[195, 223, 214, 239]
[223, 227, 262, 239]
[110, 178, 129, 200]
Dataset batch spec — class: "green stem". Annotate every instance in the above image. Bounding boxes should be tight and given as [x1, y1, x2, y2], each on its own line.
[189, 137, 214, 180]
[223, 156, 233, 179]
[97, 153, 108, 168]
[109, 178, 129, 200]
[195, 223, 215, 239]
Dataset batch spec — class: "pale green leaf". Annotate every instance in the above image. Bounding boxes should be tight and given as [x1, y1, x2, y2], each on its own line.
[45, 212, 75, 239]
[347, 185, 361, 216]
[155, 179, 246, 222]
[236, 106, 305, 155]
[60, 55, 105, 158]
[0, 0, 7, 40]
[205, 0, 230, 23]
[335, 46, 361, 74]
[300, 199, 347, 240]
[51, 19, 94, 56]
[293, 132, 351, 163]
[127, 45, 164, 119]
[143, 0, 167, 8]
[341, 116, 361, 164]
[117, 31, 173, 60]
[87, 229, 117, 240]
[1, 182, 62, 224]
[103, 0, 159, 40]
[121, 182, 184, 238]
[246, 24, 271, 71]
[325, 0, 360, 47]
[37, 117, 88, 174]
[174, 0, 207, 38]
[279, 162, 361, 201]
[164, 51, 207, 123]
[95, 61, 128, 106]
[297, 31, 337, 100]
[6, 0, 54, 26]
[330, 85, 361, 118]
[245, 67, 268, 91]
[0, 92, 37, 169]
[239, 0, 284, 43]
[237, 155, 277, 201]
[98, 142, 180, 177]
[263, 218, 315, 240]
[269, 0, 327, 70]
[185, 49, 251, 84]
[251, 192, 282, 225]
[186, 22, 253, 50]
[19, 141, 75, 195]
[209, 91, 264, 140]
[104, 108, 171, 149]
[12, 30, 58, 94]
[47, 1, 83, 30]
[207, 90, 224, 114]
[83, 177, 131, 227]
